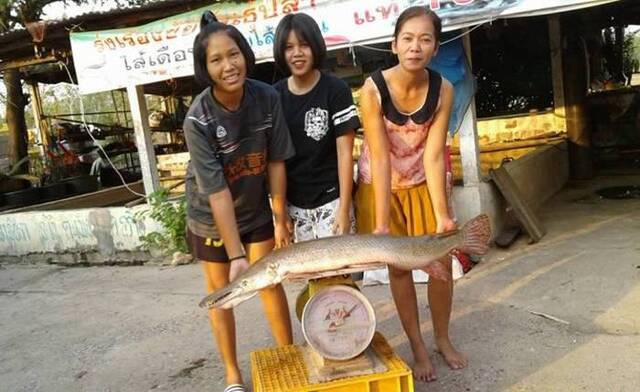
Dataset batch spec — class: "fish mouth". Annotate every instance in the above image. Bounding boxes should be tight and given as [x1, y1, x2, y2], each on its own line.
[199, 286, 258, 309]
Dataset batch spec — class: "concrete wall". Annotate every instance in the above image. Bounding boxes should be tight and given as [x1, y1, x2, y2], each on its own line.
[0, 205, 163, 264]
[474, 110, 566, 145]
[452, 181, 506, 242]
[448, 110, 567, 181]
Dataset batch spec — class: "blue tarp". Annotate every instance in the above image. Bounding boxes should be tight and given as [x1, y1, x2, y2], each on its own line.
[429, 38, 476, 136]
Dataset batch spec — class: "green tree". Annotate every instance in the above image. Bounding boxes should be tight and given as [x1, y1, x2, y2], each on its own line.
[623, 32, 639, 84]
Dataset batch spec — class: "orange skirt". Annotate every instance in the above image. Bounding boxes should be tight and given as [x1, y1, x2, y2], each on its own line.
[355, 182, 437, 236]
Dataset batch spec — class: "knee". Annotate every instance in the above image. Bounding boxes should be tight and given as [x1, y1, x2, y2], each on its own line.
[388, 266, 411, 279]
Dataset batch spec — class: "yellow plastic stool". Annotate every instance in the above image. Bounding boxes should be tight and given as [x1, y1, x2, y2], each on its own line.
[251, 332, 414, 392]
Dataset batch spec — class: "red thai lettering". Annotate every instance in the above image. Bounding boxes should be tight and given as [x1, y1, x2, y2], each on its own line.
[354, 10, 375, 25]
[376, 4, 399, 20]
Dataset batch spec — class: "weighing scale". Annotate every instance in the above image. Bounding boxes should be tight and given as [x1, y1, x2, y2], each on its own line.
[250, 275, 414, 391]
[295, 276, 388, 383]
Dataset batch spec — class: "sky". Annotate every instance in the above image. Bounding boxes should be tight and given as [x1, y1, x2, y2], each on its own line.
[41, 0, 122, 20]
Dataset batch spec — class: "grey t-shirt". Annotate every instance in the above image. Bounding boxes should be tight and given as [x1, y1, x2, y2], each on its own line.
[184, 79, 295, 239]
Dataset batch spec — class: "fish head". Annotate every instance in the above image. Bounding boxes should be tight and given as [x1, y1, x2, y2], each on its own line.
[199, 260, 282, 310]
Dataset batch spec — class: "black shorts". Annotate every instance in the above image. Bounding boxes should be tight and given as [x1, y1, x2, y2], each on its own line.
[186, 221, 274, 262]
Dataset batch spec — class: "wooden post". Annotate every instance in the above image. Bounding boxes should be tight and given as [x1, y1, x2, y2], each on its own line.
[559, 15, 593, 179]
[548, 16, 566, 129]
[459, 33, 482, 186]
[126, 84, 159, 196]
[27, 81, 48, 156]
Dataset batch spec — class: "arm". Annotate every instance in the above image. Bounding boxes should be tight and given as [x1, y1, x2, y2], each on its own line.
[424, 79, 456, 233]
[330, 78, 360, 235]
[268, 160, 291, 248]
[209, 190, 249, 280]
[333, 131, 355, 235]
[267, 91, 295, 247]
[360, 78, 391, 234]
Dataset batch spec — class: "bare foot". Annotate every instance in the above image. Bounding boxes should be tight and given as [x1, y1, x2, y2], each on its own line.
[435, 337, 468, 370]
[411, 343, 437, 382]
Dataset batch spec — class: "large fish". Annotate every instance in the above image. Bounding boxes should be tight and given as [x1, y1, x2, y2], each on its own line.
[200, 214, 491, 309]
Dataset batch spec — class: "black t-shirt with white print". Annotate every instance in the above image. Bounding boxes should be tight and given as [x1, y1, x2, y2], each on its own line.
[183, 79, 295, 239]
[274, 72, 361, 209]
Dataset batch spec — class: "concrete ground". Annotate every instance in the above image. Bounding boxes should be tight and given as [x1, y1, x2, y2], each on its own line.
[1, 175, 639, 392]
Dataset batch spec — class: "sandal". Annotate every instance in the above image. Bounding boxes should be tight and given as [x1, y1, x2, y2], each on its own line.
[224, 384, 246, 392]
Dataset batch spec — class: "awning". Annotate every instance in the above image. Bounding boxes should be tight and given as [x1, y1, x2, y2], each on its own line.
[501, 0, 621, 18]
[70, 0, 622, 94]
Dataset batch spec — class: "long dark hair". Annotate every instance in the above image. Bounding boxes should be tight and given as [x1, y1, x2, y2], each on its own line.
[393, 6, 442, 44]
[192, 11, 256, 88]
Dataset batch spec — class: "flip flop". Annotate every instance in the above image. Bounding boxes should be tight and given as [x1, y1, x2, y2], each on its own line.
[224, 384, 246, 392]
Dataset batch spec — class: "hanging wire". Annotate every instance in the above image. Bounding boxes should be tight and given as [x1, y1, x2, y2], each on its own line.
[59, 60, 147, 198]
[355, 18, 494, 53]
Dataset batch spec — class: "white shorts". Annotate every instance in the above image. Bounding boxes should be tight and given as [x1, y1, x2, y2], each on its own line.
[288, 198, 355, 242]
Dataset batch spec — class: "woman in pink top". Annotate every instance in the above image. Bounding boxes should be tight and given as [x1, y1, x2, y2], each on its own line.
[355, 6, 465, 382]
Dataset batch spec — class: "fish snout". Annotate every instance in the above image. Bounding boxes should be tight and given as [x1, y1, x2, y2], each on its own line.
[199, 275, 273, 309]
[199, 284, 237, 309]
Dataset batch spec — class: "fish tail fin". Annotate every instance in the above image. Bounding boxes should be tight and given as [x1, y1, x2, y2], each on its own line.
[459, 214, 491, 255]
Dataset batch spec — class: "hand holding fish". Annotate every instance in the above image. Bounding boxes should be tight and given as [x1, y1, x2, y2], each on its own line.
[228, 256, 250, 282]
[373, 226, 390, 235]
[274, 217, 293, 249]
[332, 205, 351, 235]
[436, 215, 457, 234]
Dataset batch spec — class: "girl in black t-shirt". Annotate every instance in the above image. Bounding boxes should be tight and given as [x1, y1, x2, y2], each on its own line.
[184, 12, 293, 392]
[273, 13, 361, 242]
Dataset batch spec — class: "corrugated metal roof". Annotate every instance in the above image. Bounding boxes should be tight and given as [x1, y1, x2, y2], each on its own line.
[0, 0, 216, 40]
[0, 0, 216, 63]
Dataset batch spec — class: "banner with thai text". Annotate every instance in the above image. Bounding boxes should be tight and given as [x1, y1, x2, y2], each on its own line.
[70, 0, 617, 94]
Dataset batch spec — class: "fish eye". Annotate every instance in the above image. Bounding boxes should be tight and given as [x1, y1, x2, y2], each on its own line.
[241, 279, 249, 287]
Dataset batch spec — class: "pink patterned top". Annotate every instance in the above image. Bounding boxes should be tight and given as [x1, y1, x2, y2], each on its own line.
[358, 117, 436, 189]
[357, 69, 442, 190]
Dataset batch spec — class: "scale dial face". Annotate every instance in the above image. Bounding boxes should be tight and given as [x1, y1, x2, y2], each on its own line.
[301, 285, 376, 361]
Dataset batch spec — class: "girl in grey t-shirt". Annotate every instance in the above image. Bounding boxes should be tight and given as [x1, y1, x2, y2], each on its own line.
[183, 12, 294, 392]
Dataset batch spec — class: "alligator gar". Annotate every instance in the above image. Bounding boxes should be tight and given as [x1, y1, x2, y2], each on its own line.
[200, 214, 491, 309]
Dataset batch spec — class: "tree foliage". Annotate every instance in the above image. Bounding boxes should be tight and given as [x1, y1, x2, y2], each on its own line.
[623, 32, 640, 77]
[135, 188, 187, 255]
[0, 0, 153, 32]
[471, 17, 554, 118]
[1, 0, 154, 170]
[0, 0, 79, 32]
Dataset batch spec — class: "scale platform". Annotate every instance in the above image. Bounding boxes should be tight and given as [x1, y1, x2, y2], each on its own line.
[250, 332, 414, 392]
